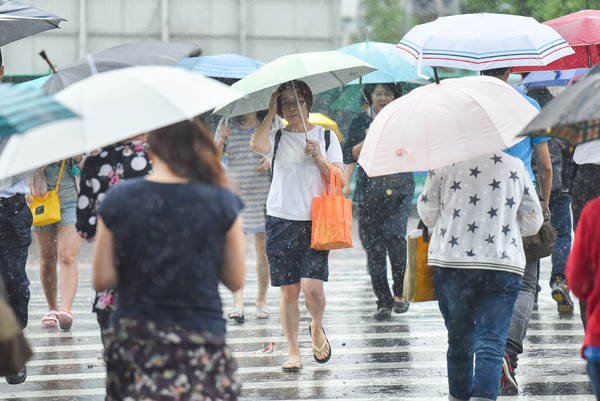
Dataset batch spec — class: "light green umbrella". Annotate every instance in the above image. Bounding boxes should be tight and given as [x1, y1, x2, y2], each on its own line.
[213, 51, 376, 118]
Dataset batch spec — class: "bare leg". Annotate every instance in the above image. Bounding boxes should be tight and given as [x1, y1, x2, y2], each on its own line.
[255, 231, 270, 306]
[56, 225, 80, 311]
[34, 229, 59, 312]
[280, 283, 302, 363]
[302, 278, 330, 360]
[231, 289, 244, 310]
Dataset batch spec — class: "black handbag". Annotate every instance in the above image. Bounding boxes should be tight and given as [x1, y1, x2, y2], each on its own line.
[0, 280, 33, 376]
[522, 194, 557, 261]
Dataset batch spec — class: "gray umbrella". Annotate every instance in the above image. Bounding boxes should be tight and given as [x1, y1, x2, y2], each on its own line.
[42, 41, 202, 94]
[0, 0, 65, 46]
[520, 64, 600, 146]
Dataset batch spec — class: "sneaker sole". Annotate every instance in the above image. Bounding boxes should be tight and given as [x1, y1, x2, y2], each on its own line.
[551, 288, 574, 315]
[501, 358, 519, 393]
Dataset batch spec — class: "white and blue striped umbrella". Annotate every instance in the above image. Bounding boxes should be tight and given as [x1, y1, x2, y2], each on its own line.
[395, 13, 574, 73]
[176, 53, 265, 79]
[0, 84, 77, 136]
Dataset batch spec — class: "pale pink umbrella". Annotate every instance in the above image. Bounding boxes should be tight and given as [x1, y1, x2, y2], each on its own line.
[357, 75, 539, 176]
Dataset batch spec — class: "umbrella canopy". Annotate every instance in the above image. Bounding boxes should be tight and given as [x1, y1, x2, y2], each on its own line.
[519, 68, 589, 88]
[0, 0, 65, 46]
[520, 65, 600, 146]
[176, 53, 265, 79]
[282, 112, 343, 142]
[0, 66, 242, 180]
[513, 10, 600, 72]
[395, 13, 574, 72]
[0, 84, 77, 136]
[42, 41, 202, 94]
[358, 75, 539, 176]
[213, 50, 376, 117]
[336, 41, 434, 83]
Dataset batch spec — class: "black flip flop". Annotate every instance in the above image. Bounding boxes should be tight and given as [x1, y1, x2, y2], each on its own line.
[309, 325, 332, 364]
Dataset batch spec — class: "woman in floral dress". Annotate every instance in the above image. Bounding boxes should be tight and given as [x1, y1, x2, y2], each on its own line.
[76, 136, 152, 342]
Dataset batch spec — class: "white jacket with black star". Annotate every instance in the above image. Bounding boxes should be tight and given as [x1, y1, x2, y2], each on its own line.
[417, 152, 544, 276]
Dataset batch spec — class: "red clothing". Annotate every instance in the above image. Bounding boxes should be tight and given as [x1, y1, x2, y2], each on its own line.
[566, 196, 600, 358]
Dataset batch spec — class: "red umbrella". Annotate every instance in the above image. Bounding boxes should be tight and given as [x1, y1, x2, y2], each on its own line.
[513, 10, 600, 72]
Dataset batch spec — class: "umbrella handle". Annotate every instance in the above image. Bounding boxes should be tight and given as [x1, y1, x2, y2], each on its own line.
[395, 147, 413, 161]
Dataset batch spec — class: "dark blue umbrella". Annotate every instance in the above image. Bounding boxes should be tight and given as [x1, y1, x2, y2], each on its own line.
[176, 53, 265, 79]
[0, 84, 77, 136]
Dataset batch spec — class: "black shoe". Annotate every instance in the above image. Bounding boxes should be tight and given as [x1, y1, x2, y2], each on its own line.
[551, 277, 574, 315]
[6, 366, 26, 385]
[499, 352, 518, 395]
[393, 299, 410, 314]
[374, 307, 391, 320]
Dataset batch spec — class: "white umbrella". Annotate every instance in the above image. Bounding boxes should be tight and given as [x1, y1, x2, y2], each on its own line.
[357, 75, 539, 176]
[395, 13, 574, 72]
[0, 66, 243, 180]
[213, 50, 376, 117]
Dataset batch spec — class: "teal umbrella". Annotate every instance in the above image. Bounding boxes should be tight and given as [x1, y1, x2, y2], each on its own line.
[336, 41, 434, 84]
[0, 84, 76, 137]
[213, 50, 376, 118]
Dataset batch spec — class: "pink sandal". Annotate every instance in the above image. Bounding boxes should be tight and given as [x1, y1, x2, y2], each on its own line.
[41, 310, 59, 327]
[57, 309, 74, 331]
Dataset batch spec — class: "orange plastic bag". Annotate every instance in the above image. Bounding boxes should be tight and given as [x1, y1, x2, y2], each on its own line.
[311, 167, 353, 251]
[404, 225, 437, 302]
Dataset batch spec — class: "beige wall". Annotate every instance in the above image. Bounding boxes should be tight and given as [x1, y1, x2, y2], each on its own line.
[4, 0, 342, 75]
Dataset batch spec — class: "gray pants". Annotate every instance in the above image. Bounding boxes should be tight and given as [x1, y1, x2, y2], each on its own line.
[505, 257, 538, 365]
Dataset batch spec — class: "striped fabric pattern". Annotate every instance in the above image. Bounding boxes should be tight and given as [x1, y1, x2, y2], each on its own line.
[0, 84, 77, 136]
[394, 13, 574, 71]
[223, 120, 270, 234]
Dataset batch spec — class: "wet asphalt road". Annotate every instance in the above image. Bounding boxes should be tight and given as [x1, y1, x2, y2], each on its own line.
[0, 209, 594, 400]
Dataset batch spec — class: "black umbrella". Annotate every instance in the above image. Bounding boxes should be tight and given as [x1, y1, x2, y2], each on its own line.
[520, 64, 600, 146]
[42, 41, 202, 94]
[0, 0, 65, 46]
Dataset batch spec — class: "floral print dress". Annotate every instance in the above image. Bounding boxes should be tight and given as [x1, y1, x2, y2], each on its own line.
[76, 140, 152, 313]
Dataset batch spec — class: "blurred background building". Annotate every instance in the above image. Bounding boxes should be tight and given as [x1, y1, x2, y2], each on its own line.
[4, 0, 461, 76]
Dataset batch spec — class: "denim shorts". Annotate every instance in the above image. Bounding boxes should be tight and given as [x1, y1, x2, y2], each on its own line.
[31, 199, 77, 231]
[265, 216, 329, 286]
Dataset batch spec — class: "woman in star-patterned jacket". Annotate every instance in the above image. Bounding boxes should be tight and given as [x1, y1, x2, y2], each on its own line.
[417, 152, 543, 401]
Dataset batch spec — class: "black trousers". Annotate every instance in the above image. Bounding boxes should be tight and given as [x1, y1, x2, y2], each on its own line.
[358, 192, 412, 309]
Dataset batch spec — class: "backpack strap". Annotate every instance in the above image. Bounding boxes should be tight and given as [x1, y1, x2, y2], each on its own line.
[270, 129, 282, 181]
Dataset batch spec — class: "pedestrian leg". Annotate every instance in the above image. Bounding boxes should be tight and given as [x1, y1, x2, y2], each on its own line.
[302, 277, 330, 362]
[56, 225, 80, 312]
[280, 283, 302, 367]
[34, 228, 60, 312]
[255, 231, 270, 317]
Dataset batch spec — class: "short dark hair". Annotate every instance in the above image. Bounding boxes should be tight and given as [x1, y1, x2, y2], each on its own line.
[0, 48, 3, 66]
[481, 67, 511, 77]
[363, 82, 402, 105]
[276, 80, 313, 117]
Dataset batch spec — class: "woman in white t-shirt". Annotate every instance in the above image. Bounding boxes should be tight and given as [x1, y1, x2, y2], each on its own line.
[250, 80, 345, 372]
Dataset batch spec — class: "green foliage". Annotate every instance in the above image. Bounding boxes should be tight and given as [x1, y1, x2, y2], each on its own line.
[460, 0, 594, 22]
[355, 0, 405, 44]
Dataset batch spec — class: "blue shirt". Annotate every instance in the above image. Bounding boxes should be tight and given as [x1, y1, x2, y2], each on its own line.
[98, 178, 243, 336]
[503, 93, 549, 185]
